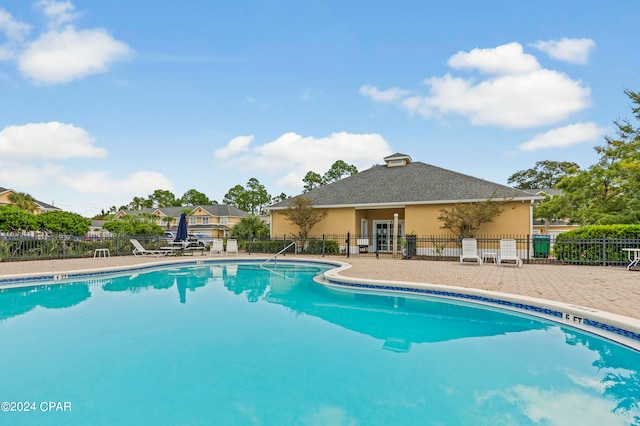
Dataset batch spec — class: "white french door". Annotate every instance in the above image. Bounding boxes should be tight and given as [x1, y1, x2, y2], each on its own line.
[373, 220, 404, 252]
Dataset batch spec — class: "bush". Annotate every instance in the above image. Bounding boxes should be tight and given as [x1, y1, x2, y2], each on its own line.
[554, 225, 640, 264]
[306, 239, 340, 255]
[246, 239, 296, 254]
[557, 224, 640, 239]
[244, 238, 340, 255]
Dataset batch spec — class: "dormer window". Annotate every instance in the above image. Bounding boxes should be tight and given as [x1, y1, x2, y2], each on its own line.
[384, 153, 412, 167]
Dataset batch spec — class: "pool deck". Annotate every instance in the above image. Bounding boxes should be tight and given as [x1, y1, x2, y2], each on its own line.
[1, 254, 638, 321]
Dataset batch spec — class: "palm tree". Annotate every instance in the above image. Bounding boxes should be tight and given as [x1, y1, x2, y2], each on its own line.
[162, 216, 174, 229]
[8, 192, 38, 213]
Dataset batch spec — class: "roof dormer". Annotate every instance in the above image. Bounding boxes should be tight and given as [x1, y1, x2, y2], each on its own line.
[384, 153, 412, 167]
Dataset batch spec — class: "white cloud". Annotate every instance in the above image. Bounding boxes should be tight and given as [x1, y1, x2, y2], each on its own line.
[0, 122, 107, 159]
[0, 8, 32, 41]
[215, 132, 393, 190]
[359, 85, 410, 102]
[0, 162, 64, 187]
[363, 42, 592, 129]
[405, 69, 590, 128]
[213, 135, 253, 159]
[0, 8, 32, 60]
[519, 122, 605, 151]
[531, 38, 596, 64]
[0, 2, 133, 84]
[37, 0, 77, 29]
[59, 170, 172, 194]
[18, 26, 132, 84]
[448, 42, 540, 75]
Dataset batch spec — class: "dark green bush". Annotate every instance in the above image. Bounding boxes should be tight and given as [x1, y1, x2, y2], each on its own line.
[245, 238, 340, 255]
[306, 239, 340, 255]
[554, 225, 640, 264]
[246, 239, 295, 253]
[557, 224, 640, 239]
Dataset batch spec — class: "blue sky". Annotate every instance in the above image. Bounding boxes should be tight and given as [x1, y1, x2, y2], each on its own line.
[1, 0, 638, 217]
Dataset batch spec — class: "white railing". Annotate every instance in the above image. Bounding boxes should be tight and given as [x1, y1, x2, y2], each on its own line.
[260, 242, 297, 268]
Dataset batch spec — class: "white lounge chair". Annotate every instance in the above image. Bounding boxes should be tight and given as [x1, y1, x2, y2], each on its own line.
[130, 239, 171, 257]
[498, 239, 522, 267]
[226, 239, 239, 256]
[460, 238, 482, 265]
[210, 239, 224, 256]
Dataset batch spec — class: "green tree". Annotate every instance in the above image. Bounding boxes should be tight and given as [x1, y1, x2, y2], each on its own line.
[0, 206, 38, 233]
[271, 192, 288, 204]
[224, 178, 272, 215]
[281, 197, 327, 249]
[533, 193, 570, 234]
[148, 189, 179, 208]
[322, 160, 358, 184]
[224, 185, 249, 212]
[302, 171, 323, 192]
[438, 197, 508, 239]
[102, 220, 135, 235]
[554, 89, 640, 224]
[180, 189, 213, 206]
[37, 211, 90, 236]
[104, 213, 164, 235]
[507, 160, 580, 189]
[507, 161, 580, 233]
[128, 196, 148, 210]
[92, 209, 115, 220]
[162, 216, 174, 229]
[230, 215, 270, 239]
[7, 192, 38, 213]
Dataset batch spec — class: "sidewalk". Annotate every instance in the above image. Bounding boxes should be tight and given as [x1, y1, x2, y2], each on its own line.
[1, 255, 638, 320]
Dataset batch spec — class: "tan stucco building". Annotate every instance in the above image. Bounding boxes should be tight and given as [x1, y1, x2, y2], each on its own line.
[0, 187, 60, 214]
[267, 154, 542, 253]
[115, 204, 248, 238]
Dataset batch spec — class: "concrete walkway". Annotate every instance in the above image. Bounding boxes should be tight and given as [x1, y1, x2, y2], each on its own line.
[1, 254, 639, 320]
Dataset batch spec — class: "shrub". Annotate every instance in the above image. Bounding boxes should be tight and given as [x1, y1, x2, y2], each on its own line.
[554, 225, 640, 264]
[246, 239, 296, 254]
[306, 239, 340, 255]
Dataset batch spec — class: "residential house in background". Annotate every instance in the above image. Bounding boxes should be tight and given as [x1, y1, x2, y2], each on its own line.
[115, 204, 248, 238]
[0, 187, 61, 214]
[267, 153, 542, 254]
[527, 188, 580, 238]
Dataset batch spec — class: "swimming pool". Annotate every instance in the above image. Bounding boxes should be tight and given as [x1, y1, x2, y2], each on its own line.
[1, 261, 639, 425]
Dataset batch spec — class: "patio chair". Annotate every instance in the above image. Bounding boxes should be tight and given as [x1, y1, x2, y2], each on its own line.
[130, 239, 171, 257]
[498, 239, 522, 267]
[460, 238, 482, 265]
[226, 239, 239, 256]
[209, 239, 224, 256]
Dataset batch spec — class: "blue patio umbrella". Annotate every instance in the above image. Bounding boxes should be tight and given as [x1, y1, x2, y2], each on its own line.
[174, 213, 188, 242]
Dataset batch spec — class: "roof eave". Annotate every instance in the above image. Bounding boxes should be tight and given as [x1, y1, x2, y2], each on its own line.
[266, 196, 541, 211]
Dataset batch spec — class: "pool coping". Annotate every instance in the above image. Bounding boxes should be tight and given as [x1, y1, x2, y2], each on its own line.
[1, 257, 639, 351]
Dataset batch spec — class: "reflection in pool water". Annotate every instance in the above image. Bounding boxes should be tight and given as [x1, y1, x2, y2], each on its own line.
[0, 262, 638, 425]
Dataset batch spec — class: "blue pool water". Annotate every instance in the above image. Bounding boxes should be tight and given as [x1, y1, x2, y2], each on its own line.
[0, 262, 639, 425]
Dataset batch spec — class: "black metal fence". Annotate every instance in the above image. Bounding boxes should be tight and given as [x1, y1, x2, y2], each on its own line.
[0, 235, 161, 262]
[1, 233, 639, 268]
[246, 233, 640, 268]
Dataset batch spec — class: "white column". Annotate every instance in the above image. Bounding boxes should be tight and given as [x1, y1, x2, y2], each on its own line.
[392, 213, 399, 256]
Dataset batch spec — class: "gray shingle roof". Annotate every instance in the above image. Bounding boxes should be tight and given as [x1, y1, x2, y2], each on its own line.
[0, 186, 60, 211]
[268, 161, 539, 209]
[121, 204, 248, 217]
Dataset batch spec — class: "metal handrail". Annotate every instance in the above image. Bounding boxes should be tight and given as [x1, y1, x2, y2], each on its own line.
[260, 242, 297, 267]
